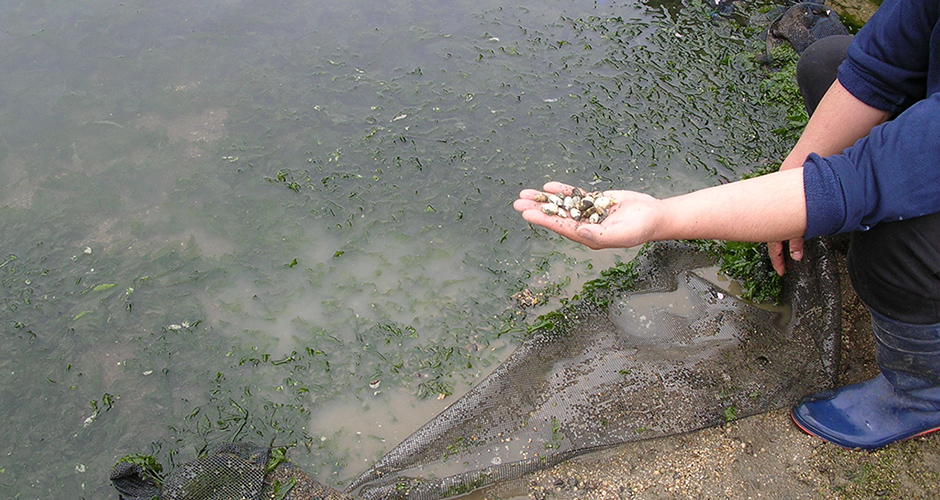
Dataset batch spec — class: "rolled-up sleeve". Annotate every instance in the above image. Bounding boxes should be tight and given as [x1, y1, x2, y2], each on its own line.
[838, 0, 937, 113]
[803, 93, 940, 239]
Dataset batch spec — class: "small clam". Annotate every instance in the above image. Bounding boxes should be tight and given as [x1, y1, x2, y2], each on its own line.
[532, 184, 618, 224]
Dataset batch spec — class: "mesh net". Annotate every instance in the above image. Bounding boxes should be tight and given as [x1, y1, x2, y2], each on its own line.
[110, 240, 840, 500]
[346, 240, 841, 500]
[111, 442, 354, 500]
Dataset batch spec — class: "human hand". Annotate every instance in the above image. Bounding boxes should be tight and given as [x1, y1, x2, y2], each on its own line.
[513, 181, 663, 250]
[768, 237, 803, 276]
[769, 156, 805, 276]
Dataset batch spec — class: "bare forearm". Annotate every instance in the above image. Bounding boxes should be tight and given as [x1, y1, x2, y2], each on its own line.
[653, 168, 807, 243]
[780, 80, 891, 170]
[515, 171, 807, 251]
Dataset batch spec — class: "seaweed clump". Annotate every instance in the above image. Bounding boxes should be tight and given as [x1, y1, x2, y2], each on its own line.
[693, 239, 782, 305]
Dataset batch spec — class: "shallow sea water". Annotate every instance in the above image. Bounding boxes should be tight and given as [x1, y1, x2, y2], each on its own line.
[0, 0, 797, 497]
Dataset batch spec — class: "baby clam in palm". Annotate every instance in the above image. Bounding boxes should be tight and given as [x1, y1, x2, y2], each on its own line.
[535, 187, 615, 224]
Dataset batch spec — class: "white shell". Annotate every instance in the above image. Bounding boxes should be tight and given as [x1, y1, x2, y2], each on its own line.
[548, 195, 563, 206]
[541, 203, 560, 216]
[589, 213, 600, 224]
[594, 196, 613, 209]
[569, 208, 581, 220]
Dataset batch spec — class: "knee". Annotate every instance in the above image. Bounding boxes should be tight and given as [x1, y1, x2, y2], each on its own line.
[796, 35, 854, 115]
[847, 213, 940, 325]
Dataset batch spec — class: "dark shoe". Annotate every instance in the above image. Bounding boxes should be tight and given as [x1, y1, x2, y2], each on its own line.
[791, 374, 940, 450]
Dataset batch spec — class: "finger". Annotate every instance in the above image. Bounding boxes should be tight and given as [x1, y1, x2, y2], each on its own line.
[542, 181, 576, 195]
[513, 198, 541, 212]
[788, 237, 804, 261]
[574, 223, 604, 247]
[520, 209, 601, 248]
[576, 216, 647, 250]
[768, 241, 786, 276]
[518, 188, 547, 201]
[520, 208, 578, 233]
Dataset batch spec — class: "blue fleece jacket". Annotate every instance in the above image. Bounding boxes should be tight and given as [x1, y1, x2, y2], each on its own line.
[802, 0, 940, 239]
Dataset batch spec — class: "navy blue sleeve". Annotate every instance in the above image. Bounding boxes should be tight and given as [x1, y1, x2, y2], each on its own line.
[838, 0, 939, 113]
[803, 92, 940, 239]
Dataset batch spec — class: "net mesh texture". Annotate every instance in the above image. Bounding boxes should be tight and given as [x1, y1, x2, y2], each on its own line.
[111, 442, 354, 500]
[346, 240, 841, 500]
[110, 239, 840, 500]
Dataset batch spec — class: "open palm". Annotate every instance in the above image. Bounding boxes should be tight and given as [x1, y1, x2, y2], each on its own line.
[513, 181, 663, 250]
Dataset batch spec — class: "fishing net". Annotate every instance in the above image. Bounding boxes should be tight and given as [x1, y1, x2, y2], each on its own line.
[346, 239, 841, 500]
[110, 442, 353, 500]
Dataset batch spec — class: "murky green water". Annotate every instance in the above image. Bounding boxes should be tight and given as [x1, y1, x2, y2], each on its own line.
[0, 0, 796, 497]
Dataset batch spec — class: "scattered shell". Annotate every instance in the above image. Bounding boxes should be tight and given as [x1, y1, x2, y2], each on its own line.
[512, 289, 540, 308]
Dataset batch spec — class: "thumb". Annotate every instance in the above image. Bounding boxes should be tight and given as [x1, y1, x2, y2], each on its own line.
[576, 225, 596, 242]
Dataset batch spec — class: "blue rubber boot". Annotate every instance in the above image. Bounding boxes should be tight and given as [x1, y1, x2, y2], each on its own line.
[791, 310, 940, 450]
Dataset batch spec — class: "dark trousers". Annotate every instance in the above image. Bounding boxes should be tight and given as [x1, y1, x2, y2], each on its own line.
[797, 36, 940, 325]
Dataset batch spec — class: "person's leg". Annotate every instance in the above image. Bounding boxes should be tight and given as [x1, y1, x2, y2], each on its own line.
[792, 214, 940, 449]
[796, 34, 853, 115]
[792, 311, 940, 449]
[848, 214, 940, 325]
[789, 35, 940, 449]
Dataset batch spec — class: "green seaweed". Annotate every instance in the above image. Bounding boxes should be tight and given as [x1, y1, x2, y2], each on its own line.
[116, 453, 164, 488]
[759, 44, 808, 139]
[693, 239, 782, 304]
